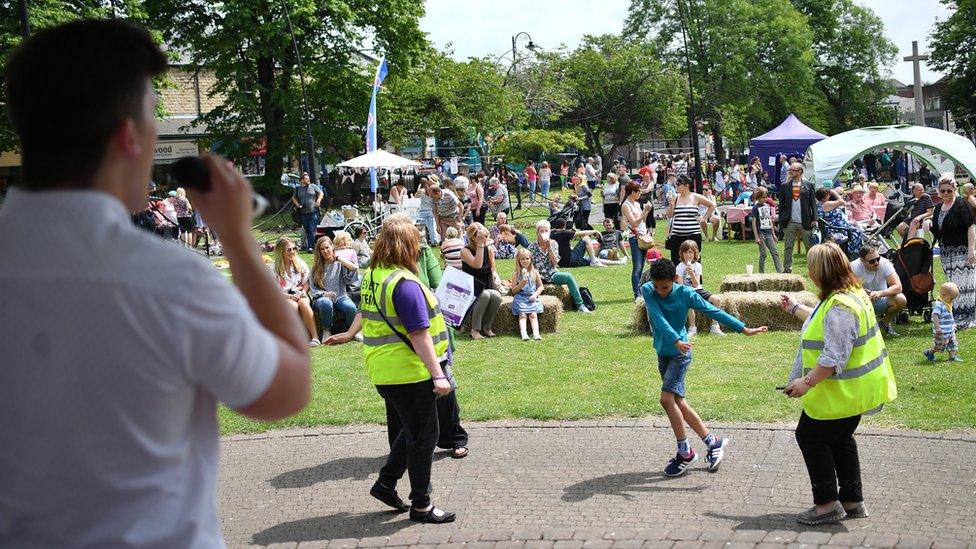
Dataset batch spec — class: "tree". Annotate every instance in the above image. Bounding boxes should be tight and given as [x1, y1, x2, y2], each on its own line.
[0, 1, 160, 153]
[554, 35, 687, 176]
[790, 0, 898, 133]
[490, 129, 584, 162]
[626, 0, 825, 164]
[929, 0, 976, 140]
[146, 0, 426, 190]
[382, 47, 524, 160]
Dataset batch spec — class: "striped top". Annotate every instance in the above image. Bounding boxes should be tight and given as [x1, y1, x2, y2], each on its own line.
[670, 202, 701, 236]
[440, 238, 464, 270]
[933, 299, 956, 335]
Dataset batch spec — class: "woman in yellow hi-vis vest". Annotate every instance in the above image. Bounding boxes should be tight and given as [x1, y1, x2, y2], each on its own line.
[325, 214, 456, 524]
[780, 242, 897, 526]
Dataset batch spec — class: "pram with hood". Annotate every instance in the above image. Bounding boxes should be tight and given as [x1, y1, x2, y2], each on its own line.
[548, 198, 579, 224]
[892, 236, 935, 323]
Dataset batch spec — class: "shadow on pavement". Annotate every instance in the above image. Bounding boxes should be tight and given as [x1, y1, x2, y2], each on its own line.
[270, 452, 450, 489]
[562, 471, 706, 502]
[703, 511, 850, 534]
[251, 511, 414, 545]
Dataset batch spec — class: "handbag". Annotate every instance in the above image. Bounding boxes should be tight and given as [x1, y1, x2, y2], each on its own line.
[637, 233, 655, 251]
[896, 253, 934, 294]
[369, 271, 456, 391]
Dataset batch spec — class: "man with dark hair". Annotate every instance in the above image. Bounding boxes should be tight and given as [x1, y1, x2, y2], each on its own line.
[850, 245, 907, 337]
[642, 259, 767, 477]
[291, 171, 324, 251]
[0, 19, 311, 546]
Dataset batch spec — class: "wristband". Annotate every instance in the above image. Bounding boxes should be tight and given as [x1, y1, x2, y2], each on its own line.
[432, 376, 447, 380]
[789, 303, 799, 316]
[803, 375, 816, 387]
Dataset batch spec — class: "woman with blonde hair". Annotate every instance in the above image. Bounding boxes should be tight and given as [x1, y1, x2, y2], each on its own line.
[780, 242, 897, 525]
[324, 213, 456, 523]
[272, 237, 320, 346]
[461, 222, 502, 339]
[310, 236, 358, 340]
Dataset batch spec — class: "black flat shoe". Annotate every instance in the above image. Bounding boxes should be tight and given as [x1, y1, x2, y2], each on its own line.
[409, 506, 456, 523]
[369, 483, 408, 512]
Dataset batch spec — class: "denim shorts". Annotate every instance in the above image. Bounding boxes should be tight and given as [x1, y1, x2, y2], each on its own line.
[658, 351, 692, 398]
[872, 297, 889, 317]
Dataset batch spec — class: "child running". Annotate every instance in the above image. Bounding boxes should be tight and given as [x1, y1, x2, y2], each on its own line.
[642, 259, 768, 476]
[674, 240, 726, 337]
[925, 282, 964, 362]
[510, 248, 545, 341]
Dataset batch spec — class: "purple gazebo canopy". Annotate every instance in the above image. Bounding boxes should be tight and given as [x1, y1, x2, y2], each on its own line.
[749, 114, 827, 184]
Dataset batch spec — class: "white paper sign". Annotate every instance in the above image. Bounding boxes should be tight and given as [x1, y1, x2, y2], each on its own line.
[768, 156, 776, 167]
[450, 157, 459, 174]
[434, 266, 476, 327]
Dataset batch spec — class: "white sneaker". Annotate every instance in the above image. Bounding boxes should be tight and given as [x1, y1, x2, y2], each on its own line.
[521, 333, 530, 341]
[353, 333, 364, 342]
[533, 334, 542, 340]
[309, 339, 321, 347]
[709, 324, 727, 336]
[578, 305, 592, 313]
[590, 259, 607, 267]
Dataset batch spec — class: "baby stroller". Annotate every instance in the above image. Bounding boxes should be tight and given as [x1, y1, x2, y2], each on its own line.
[892, 237, 934, 323]
[548, 198, 579, 224]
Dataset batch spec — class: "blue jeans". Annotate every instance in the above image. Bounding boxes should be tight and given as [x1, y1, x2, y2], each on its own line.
[515, 232, 530, 249]
[418, 210, 438, 245]
[301, 211, 320, 251]
[541, 178, 551, 198]
[312, 295, 357, 334]
[629, 235, 646, 298]
[658, 351, 692, 398]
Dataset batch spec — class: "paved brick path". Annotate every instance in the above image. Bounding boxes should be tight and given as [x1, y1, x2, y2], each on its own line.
[219, 420, 976, 548]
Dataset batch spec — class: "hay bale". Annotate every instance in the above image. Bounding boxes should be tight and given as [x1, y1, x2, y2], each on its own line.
[541, 283, 575, 309]
[462, 295, 563, 335]
[719, 273, 807, 293]
[630, 291, 819, 334]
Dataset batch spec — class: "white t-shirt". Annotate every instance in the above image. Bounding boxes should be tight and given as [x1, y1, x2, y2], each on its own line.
[0, 189, 279, 548]
[850, 257, 896, 292]
[676, 260, 704, 290]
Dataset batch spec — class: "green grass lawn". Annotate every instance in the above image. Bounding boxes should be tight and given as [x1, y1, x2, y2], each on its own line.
[221, 209, 975, 434]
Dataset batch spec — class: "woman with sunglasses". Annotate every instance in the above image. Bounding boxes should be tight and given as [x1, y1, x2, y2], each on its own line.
[665, 174, 715, 263]
[929, 174, 976, 329]
[272, 237, 320, 346]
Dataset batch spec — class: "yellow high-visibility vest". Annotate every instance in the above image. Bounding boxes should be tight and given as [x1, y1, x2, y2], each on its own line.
[360, 266, 449, 385]
[800, 289, 897, 420]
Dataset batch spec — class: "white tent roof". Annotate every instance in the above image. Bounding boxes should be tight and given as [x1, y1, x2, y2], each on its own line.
[804, 125, 976, 184]
[336, 149, 421, 169]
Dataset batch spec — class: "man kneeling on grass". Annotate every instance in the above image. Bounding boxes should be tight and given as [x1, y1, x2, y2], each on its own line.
[642, 259, 768, 476]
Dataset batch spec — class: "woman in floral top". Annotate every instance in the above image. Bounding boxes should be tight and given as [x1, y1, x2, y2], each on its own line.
[526, 219, 591, 313]
[272, 237, 321, 346]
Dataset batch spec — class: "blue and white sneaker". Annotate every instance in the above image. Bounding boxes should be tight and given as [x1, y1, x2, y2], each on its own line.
[705, 437, 729, 472]
[664, 450, 698, 477]
[923, 350, 936, 362]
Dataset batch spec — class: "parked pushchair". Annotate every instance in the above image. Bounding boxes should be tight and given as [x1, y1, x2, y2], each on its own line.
[548, 198, 579, 224]
[892, 237, 935, 323]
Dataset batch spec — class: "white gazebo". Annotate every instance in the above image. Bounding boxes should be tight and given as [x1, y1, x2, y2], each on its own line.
[804, 125, 976, 184]
[336, 149, 422, 169]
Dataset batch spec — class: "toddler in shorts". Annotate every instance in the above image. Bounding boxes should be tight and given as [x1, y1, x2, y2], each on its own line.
[925, 282, 963, 362]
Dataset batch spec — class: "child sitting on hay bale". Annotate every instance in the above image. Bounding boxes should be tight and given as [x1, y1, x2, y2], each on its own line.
[642, 259, 768, 477]
[674, 239, 725, 337]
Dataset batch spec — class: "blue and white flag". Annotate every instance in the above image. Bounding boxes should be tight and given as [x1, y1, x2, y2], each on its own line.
[366, 57, 389, 192]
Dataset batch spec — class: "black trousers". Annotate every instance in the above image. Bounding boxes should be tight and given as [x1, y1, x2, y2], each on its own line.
[574, 208, 592, 230]
[638, 193, 656, 229]
[385, 390, 468, 450]
[474, 206, 487, 225]
[666, 233, 702, 264]
[795, 411, 864, 505]
[603, 202, 620, 227]
[376, 380, 439, 508]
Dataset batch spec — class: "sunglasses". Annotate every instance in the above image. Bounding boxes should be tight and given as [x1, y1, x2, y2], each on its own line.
[939, 189, 955, 194]
[286, 247, 297, 252]
[866, 257, 881, 265]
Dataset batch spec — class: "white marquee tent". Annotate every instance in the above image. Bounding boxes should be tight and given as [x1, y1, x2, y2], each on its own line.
[804, 125, 976, 184]
[336, 149, 421, 169]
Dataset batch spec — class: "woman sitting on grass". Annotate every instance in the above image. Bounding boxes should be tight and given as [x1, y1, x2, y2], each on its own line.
[310, 236, 359, 341]
[674, 239, 726, 338]
[272, 237, 321, 347]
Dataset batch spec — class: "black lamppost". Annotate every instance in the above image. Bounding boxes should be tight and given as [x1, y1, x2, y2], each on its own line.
[505, 32, 537, 210]
[676, 0, 703, 193]
[18, 0, 31, 38]
[280, 0, 318, 186]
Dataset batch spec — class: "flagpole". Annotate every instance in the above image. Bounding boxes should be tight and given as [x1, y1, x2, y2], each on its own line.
[366, 57, 388, 194]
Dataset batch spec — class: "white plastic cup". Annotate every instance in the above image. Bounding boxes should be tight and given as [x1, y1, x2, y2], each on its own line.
[746, 264, 754, 276]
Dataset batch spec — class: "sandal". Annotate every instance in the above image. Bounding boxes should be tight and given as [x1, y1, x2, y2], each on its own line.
[451, 447, 468, 459]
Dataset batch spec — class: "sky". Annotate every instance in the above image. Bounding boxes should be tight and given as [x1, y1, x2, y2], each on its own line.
[420, 0, 952, 86]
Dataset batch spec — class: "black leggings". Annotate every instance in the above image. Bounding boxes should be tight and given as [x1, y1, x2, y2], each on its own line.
[603, 202, 620, 227]
[376, 380, 439, 509]
[795, 411, 863, 505]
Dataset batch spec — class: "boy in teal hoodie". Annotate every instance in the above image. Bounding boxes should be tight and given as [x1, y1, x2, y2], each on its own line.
[642, 259, 767, 476]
